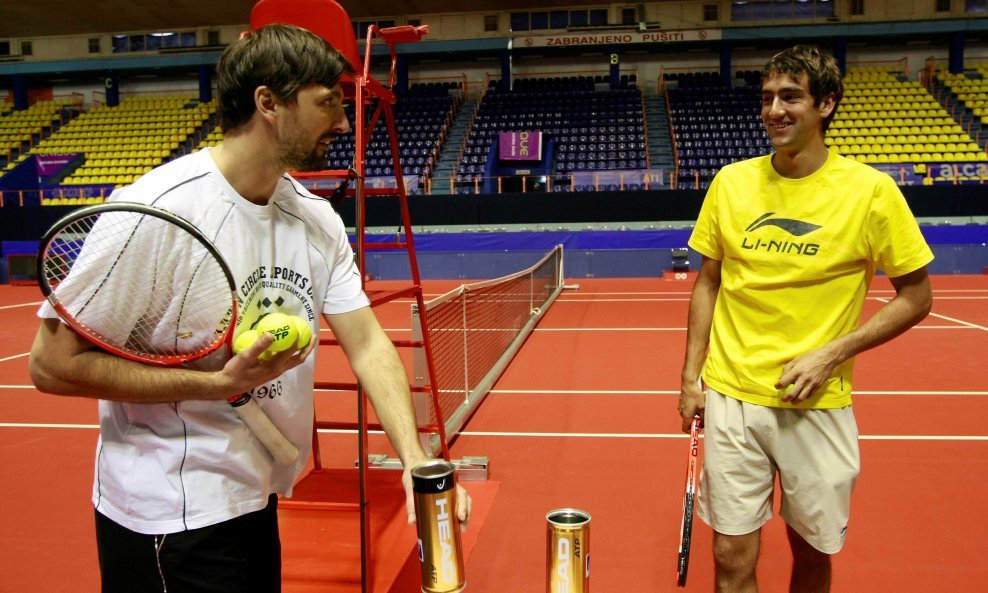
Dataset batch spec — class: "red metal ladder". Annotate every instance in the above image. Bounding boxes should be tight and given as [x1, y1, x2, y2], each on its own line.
[249, 2, 451, 591]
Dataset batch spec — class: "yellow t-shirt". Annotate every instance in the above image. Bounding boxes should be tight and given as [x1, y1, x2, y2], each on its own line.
[689, 152, 934, 409]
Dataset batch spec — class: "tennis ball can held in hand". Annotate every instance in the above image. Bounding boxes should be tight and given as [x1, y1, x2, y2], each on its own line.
[412, 460, 466, 593]
[547, 508, 591, 593]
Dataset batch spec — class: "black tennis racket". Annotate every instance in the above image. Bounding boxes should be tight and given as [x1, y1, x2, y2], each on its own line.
[677, 415, 701, 587]
[37, 202, 299, 465]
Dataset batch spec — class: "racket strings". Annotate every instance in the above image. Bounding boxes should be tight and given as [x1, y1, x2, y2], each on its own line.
[44, 210, 235, 362]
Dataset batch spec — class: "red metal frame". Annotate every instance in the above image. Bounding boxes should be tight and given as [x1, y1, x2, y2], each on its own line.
[249, 2, 451, 591]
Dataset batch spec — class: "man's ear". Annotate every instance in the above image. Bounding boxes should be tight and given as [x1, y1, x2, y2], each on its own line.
[254, 86, 278, 123]
[818, 92, 837, 120]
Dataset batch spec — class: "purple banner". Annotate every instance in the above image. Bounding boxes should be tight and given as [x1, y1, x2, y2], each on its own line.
[36, 153, 81, 177]
[499, 131, 542, 161]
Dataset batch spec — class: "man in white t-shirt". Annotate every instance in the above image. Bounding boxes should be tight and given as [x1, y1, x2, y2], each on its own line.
[29, 24, 471, 593]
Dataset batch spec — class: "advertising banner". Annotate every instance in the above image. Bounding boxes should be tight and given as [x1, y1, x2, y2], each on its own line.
[499, 131, 543, 161]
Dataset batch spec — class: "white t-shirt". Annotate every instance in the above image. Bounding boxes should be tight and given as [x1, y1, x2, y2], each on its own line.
[39, 148, 369, 534]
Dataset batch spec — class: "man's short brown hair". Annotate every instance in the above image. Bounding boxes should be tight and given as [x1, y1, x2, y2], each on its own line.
[216, 24, 354, 131]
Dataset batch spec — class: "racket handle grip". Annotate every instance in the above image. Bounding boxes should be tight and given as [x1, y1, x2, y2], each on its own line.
[228, 394, 300, 466]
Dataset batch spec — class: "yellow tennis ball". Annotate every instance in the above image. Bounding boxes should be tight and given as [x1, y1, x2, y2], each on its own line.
[289, 315, 312, 349]
[233, 329, 274, 360]
[256, 312, 298, 353]
[233, 329, 260, 354]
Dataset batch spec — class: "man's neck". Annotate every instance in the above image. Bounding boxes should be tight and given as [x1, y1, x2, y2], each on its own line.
[210, 129, 285, 205]
[771, 140, 830, 179]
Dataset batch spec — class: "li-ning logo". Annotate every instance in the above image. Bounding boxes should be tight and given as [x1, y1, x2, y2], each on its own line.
[741, 212, 821, 256]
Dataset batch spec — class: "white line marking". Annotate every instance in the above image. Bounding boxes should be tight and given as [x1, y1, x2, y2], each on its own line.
[455, 430, 988, 441]
[0, 352, 30, 363]
[488, 389, 988, 396]
[0, 423, 97, 429]
[858, 435, 988, 441]
[871, 289, 988, 294]
[0, 301, 43, 311]
[531, 325, 977, 332]
[533, 327, 686, 332]
[558, 293, 692, 297]
[926, 311, 988, 332]
[558, 298, 690, 302]
[1, 424, 985, 441]
[492, 389, 679, 394]
[1, 386, 985, 396]
[856, 390, 988, 395]
[876, 296, 988, 331]
[553, 293, 988, 302]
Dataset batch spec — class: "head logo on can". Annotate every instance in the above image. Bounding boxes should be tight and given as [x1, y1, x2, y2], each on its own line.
[435, 497, 456, 582]
[556, 537, 570, 592]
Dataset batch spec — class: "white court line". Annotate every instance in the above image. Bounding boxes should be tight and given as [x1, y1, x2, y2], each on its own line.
[1, 386, 985, 396]
[560, 292, 692, 296]
[2, 423, 984, 441]
[556, 296, 987, 303]
[494, 389, 679, 394]
[926, 311, 988, 332]
[319, 328, 410, 334]
[0, 423, 97, 429]
[532, 327, 686, 332]
[458, 430, 988, 441]
[0, 352, 30, 363]
[533, 325, 976, 332]
[0, 301, 43, 311]
[564, 290, 988, 297]
[488, 389, 988, 396]
[558, 297, 690, 302]
[875, 296, 988, 332]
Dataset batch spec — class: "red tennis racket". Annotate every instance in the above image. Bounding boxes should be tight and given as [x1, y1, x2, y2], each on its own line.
[38, 202, 299, 465]
[677, 415, 702, 587]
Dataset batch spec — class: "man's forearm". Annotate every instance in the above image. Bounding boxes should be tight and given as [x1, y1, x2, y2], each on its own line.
[30, 319, 235, 403]
[824, 268, 932, 366]
[681, 258, 721, 384]
[353, 339, 429, 466]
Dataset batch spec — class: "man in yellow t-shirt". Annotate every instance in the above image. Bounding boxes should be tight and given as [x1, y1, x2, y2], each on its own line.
[678, 46, 933, 593]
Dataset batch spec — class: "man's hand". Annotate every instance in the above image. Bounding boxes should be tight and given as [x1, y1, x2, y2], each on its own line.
[219, 332, 317, 398]
[402, 463, 473, 531]
[775, 344, 839, 404]
[678, 379, 706, 433]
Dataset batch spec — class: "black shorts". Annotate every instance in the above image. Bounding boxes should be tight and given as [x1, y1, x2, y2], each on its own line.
[95, 495, 281, 593]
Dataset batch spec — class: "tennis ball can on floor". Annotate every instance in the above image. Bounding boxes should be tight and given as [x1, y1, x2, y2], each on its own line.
[547, 508, 591, 593]
[412, 460, 466, 593]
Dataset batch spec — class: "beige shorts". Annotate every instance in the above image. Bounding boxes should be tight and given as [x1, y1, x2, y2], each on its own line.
[696, 388, 860, 554]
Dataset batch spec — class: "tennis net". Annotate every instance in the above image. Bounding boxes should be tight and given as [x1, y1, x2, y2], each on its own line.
[412, 245, 565, 456]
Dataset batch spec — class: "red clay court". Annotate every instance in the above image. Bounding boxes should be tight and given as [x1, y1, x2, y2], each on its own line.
[1, 273, 987, 592]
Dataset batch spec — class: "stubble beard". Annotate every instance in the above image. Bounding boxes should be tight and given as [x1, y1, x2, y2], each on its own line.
[278, 138, 329, 172]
